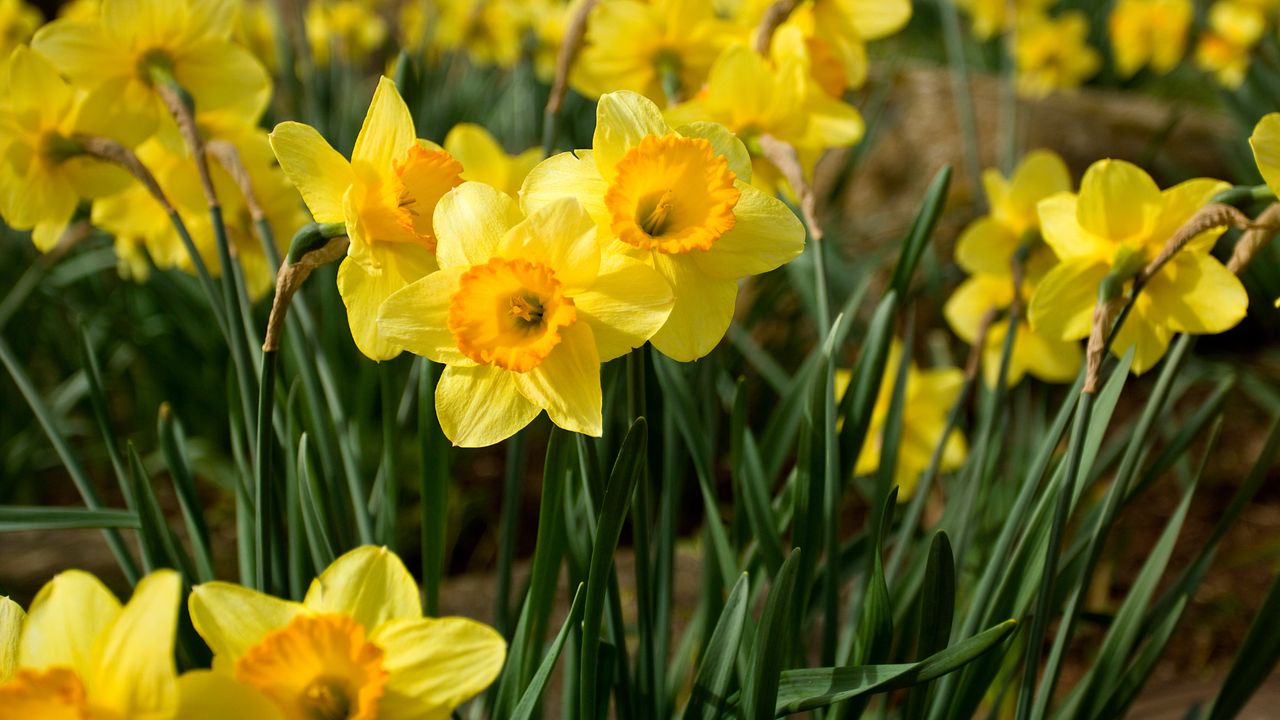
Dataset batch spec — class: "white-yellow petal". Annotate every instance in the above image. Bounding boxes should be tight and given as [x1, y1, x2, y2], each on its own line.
[303, 546, 422, 630]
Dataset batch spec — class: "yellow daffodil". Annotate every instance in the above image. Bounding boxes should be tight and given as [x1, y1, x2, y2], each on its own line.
[271, 76, 465, 361]
[32, 0, 270, 147]
[0, 569, 182, 719]
[235, 0, 279, 73]
[0, 46, 128, 251]
[1195, 31, 1253, 88]
[94, 132, 299, 298]
[444, 123, 544, 199]
[837, 343, 968, 500]
[1108, 0, 1193, 78]
[378, 183, 673, 446]
[1029, 159, 1246, 374]
[307, 0, 389, 66]
[1195, 0, 1268, 87]
[184, 546, 505, 719]
[954, 0, 1052, 40]
[0, 0, 40, 60]
[944, 150, 1082, 386]
[666, 36, 864, 193]
[522, 91, 806, 362]
[768, 0, 912, 93]
[1015, 12, 1101, 98]
[571, 0, 735, 104]
[433, 0, 527, 69]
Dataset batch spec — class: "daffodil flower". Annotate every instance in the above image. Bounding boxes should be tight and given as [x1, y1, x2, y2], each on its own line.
[571, 0, 735, 103]
[1029, 159, 1246, 374]
[837, 343, 968, 500]
[306, 0, 389, 66]
[768, 0, 912, 93]
[444, 123, 544, 198]
[32, 0, 271, 146]
[378, 183, 674, 446]
[954, 0, 1053, 40]
[0, 569, 182, 718]
[183, 546, 505, 719]
[1014, 12, 1102, 98]
[432, 0, 527, 69]
[522, 91, 805, 362]
[270, 77, 465, 361]
[944, 150, 1082, 386]
[1108, 0, 1194, 78]
[0, 46, 128, 251]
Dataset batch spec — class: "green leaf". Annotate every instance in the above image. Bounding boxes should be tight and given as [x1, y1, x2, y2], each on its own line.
[511, 583, 585, 720]
[296, 433, 338, 571]
[0, 506, 139, 531]
[684, 573, 750, 720]
[889, 166, 952, 297]
[744, 548, 802, 720]
[1206, 569, 1280, 719]
[774, 619, 1018, 714]
[579, 418, 647, 718]
[157, 404, 215, 583]
[837, 291, 897, 483]
[1088, 595, 1189, 720]
[126, 443, 195, 580]
[732, 380, 785, 576]
[905, 531, 956, 720]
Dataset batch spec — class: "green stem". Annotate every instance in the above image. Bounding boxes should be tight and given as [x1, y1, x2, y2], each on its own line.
[936, 0, 985, 208]
[255, 350, 278, 593]
[378, 363, 399, 547]
[419, 359, 449, 615]
[495, 431, 526, 635]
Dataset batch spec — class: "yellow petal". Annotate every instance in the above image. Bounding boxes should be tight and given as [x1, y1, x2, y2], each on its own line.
[575, 253, 674, 361]
[72, 77, 160, 147]
[1027, 259, 1110, 341]
[1076, 159, 1163, 242]
[3, 162, 77, 234]
[499, 198, 600, 293]
[0, 597, 24, 682]
[519, 151, 611, 228]
[175, 39, 271, 123]
[303, 546, 422, 630]
[1015, 323, 1083, 384]
[692, 182, 805, 280]
[7, 47, 73, 131]
[676, 122, 753, 182]
[269, 121, 353, 224]
[88, 570, 181, 718]
[337, 245, 438, 361]
[512, 322, 603, 437]
[846, 0, 913, 39]
[955, 217, 1019, 276]
[444, 123, 510, 193]
[377, 268, 473, 365]
[1151, 178, 1232, 255]
[1037, 193, 1113, 261]
[176, 671, 282, 720]
[352, 76, 415, 173]
[62, 156, 131, 200]
[981, 320, 1028, 388]
[1007, 149, 1072, 224]
[30, 20, 123, 87]
[436, 364, 541, 447]
[594, 91, 669, 180]
[1112, 298, 1173, 375]
[188, 582, 305, 662]
[102, 0, 183, 47]
[1145, 252, 1248, 334]
[802, 83, 866, 149]
[650, 254, 738, 362]
[943, 275, 1013, 344]
[19, 570, 121, 676]
[370, 617, 505, 719]
[434, 182, 524, 270]
[1251, 113, 1280, 199]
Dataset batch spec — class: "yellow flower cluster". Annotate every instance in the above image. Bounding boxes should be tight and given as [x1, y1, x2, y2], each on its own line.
[0, 548, 504, 719]
[1194, 0, 1280, 87]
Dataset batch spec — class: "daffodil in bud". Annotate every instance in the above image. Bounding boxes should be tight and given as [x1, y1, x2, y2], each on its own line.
[271, 76, 465, 361]
[0, 570, 182, 719]
[183, 546, 505, 719]
[1108, 0, 1194, 78]
[944, 150, 1082, 386]
[837, 343, 967, 501]
[378, 183, 673, 446]
[0, 46, 128, 251]
[444, 123, 543, 199]
[32, 0, 271, 146]
[522, 91, 805, 361]
[1029, 159, 1246, 374]
[1014, 12, 1101, 98]
[571, 0, 735, 103]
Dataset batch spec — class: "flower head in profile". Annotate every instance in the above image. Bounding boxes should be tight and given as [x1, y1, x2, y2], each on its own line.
[1014, 12, 1101, 98]
[837, 343, 967, 501]
[32, 0, 271, 146]
[378, 183, 673, 447]
[945, 150, 1082, 386]
[271, 76, 465, 360]
[0, 46, 128, 251]
[1108, 0, 1193, 78]
[522, 91, 805, 362]
[1029, 159, 1245, 374]
[444, 123, 544, 199]
[0, 570, 182, 719]
[184, 546, 505, 719]
[571, 0, 735, 104]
